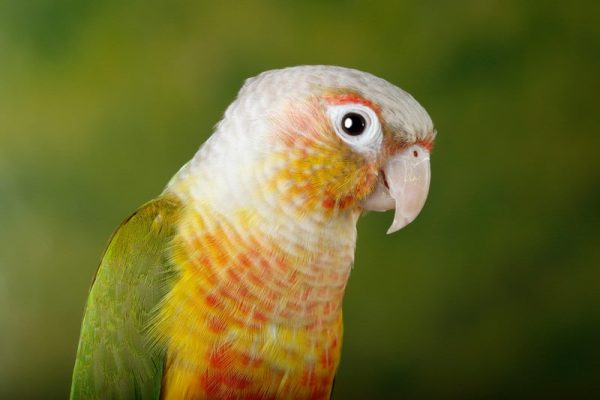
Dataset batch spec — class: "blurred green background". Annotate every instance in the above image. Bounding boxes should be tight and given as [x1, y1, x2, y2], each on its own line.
[1, 1, 598, 398]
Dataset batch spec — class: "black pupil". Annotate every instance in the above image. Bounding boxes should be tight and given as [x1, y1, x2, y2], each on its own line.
[341, 113, 366, 136]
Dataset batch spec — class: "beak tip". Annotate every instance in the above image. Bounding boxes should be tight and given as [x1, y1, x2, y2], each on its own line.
[386, 215, 412, 234]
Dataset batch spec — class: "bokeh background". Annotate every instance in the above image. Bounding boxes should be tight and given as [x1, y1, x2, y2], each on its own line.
[1, 1, 598, 398]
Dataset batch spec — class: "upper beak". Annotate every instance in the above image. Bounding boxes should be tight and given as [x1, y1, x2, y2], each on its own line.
[361, 144, 431, 234]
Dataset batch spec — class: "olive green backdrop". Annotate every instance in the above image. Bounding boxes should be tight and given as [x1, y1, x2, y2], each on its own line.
[0, 1, 598, 398]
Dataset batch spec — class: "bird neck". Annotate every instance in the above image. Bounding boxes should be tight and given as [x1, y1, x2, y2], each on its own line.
[166, 162, 359, 326]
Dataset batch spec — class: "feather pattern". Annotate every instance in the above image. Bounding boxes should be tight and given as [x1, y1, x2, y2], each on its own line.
[71, 65, 435, 399]
[71, 196, 181, 399]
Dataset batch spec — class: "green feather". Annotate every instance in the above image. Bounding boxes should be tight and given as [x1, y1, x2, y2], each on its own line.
[70, 196, 181, 399]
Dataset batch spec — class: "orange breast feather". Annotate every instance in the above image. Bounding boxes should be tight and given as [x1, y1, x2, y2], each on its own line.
[155, 207, 348, 399]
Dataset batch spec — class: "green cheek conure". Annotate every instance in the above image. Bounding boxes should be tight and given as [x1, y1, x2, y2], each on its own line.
[71, 65, 435, 399]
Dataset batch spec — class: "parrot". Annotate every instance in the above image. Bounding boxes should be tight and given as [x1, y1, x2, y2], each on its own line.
[70, 65, 435, 400]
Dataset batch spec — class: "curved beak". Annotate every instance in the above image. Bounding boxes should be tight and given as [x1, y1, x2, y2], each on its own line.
[361, 144, 431, 234]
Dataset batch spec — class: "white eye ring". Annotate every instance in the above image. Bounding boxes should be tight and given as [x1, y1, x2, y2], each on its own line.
[327, 104, 383, 153]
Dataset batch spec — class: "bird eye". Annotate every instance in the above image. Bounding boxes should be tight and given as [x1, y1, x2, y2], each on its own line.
[327, 103, 382, 153]
[341, 113, 366, 136]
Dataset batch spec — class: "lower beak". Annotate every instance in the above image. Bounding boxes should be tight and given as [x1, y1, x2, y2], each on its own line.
[361, 144, 431, 234]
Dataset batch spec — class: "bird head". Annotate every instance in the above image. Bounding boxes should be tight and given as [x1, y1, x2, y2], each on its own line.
[176, 65, 435, 235]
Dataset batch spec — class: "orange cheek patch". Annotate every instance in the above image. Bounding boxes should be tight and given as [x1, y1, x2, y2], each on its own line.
[266, 96, 381, 216]
[321, 193, 356, 211]
[321, 196, 336, 210]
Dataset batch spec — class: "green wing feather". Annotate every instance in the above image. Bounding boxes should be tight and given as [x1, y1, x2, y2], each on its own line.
[71, 196, 181, 399]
